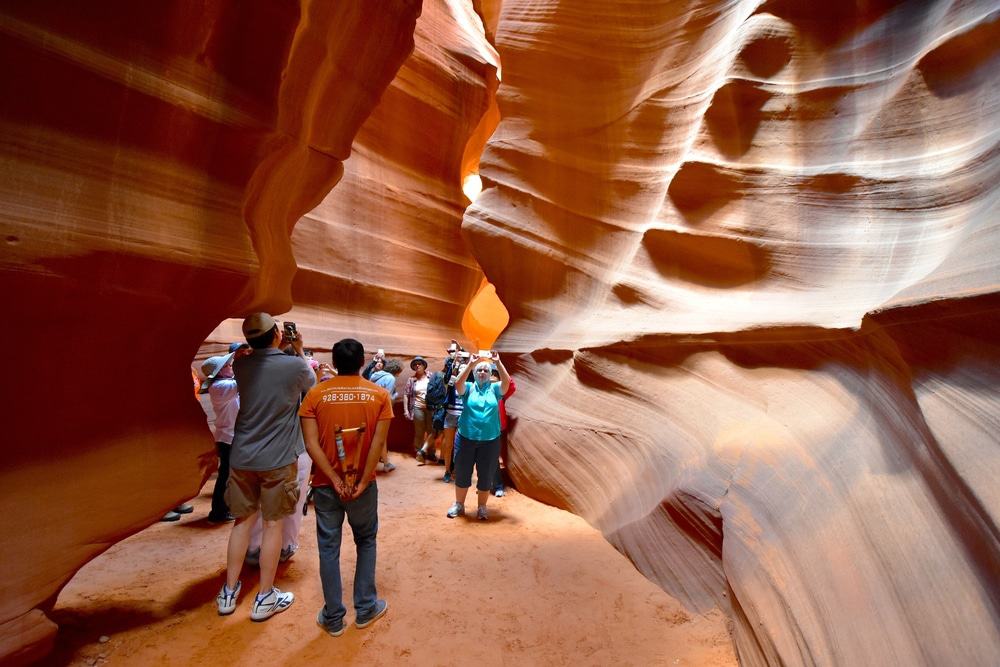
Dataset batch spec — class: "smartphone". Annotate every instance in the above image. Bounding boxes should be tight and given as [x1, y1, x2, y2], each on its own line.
[283, 321, 297, 341]
[303, 349, 313, 358]
[377, 348, 384, 356]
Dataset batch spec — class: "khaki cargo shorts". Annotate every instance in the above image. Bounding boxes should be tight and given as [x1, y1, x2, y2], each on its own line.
[225, 461, 299, 521]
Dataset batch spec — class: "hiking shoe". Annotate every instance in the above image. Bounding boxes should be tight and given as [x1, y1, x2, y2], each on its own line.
[416, 451, 426, 465]
[216, 580, 241, 615]
[494, 487, 505, 498]
[173, 504, 194, 514]
[160, 511, 181, 522]
[316, 609, 345, 637]
[250, 587, 294, 622]
[355, 599, 388, 629]
[442, 472, 452, 483]
[279, 545, 297, 563]
[207, 512, 235, 524]
[383, 461, 397, 472]
[447, 502, 465, 518]
[477, 506, 488, 521]
[245, 548, 260, 567]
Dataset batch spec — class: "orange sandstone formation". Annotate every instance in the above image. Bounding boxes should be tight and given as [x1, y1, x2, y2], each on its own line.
[206, 0, 499, 357]
[1, 1, 997, 665]
[467, 1, 999, 665]
[0, 2, 420, 663]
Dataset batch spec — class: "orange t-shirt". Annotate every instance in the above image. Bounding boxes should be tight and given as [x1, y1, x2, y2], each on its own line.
[298, 375, 394, 488]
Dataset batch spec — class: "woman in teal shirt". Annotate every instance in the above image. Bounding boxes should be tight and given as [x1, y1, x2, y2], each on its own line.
[447, 351, 510, 520]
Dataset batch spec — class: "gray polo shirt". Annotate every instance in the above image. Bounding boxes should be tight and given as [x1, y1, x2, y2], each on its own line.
[230, 348, 316, 471]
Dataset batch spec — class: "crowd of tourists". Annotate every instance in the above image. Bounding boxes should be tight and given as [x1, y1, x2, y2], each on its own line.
[192, 313, 515, 634]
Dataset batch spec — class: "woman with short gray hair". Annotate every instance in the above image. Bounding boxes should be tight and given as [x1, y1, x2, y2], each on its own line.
[447, 352, 510, 520]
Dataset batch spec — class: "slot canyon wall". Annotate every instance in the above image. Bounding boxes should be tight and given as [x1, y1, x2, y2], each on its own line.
[0, 2, 997, 667]
[463, 1, 999, 666]
[0, 1, 425, 663]
[206, 0, 498, 356]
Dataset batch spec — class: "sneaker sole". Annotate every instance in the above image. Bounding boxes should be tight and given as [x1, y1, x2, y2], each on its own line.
[355, 602, 388, 629]
[317, 612, 345, 637]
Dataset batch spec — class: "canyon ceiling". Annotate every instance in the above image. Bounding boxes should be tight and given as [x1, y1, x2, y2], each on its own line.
[1, 1, 997, 665]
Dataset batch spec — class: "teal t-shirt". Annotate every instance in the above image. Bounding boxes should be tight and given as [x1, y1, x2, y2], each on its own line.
[458, 381, 503, 441]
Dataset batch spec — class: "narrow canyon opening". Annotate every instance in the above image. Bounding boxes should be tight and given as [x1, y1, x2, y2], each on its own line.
[2, 1, 998, 666]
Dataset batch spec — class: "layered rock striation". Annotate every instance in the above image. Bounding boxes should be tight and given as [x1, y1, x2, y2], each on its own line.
[0, 2, 421, 663]
[2, 0, 998, 665]
[208, 0, 500, 357]
[468, 1, 999, 665]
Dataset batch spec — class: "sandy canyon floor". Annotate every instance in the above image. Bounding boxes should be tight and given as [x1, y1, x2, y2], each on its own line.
[45, 456, 736, 666]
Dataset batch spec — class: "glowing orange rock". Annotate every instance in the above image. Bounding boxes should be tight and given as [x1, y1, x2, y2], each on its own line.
[461, 278, 509, 353]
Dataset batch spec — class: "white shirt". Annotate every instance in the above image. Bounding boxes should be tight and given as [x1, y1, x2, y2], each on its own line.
[208, 377, 240, 444]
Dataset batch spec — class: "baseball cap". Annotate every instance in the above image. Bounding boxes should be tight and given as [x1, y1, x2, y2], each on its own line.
[242, 312, 276, 339]
[410, 356, 427, 370]
[229, 341, 250, 353]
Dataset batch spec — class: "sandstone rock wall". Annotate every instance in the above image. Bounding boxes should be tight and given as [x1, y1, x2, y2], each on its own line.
[0, 2, 421, 663]
[2, 1, 998, 665]
[207, 0, 500, 357]
[467, 1, 999, 665]
[203, 0, 499, 453]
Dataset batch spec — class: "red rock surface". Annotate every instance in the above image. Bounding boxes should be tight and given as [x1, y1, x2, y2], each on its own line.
[207, 0, 499, 356]
[0, 2, 420, 663]
[2, 1, 998, 665]
[466, 2, 1000, 665]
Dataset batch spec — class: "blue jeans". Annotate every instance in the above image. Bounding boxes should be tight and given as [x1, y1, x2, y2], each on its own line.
[313, 483, 379, 625]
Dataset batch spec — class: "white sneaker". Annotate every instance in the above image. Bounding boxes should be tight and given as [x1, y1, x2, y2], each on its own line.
[216, 580, 241, 615]
[250, 587, 295, 621]
[477, 506, 488, 521]
[446, 502, 465, 518]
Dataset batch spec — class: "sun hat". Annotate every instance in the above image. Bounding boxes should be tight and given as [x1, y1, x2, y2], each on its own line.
[410, 356, 427, 370]
[198, 353, 235, 393]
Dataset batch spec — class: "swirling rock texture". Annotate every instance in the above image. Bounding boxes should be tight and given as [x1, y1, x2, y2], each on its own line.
[2, 1, 997, 665]
[466, 1, 999, 666]
[207, 0, 499, 357]
[0, 1, 421, 663]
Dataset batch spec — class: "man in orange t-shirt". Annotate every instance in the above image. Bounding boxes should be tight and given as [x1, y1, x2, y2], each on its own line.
[299, 338, 392, 636]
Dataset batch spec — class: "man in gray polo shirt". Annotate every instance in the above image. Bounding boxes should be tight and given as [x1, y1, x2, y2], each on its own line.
[216, 312, 316, 622]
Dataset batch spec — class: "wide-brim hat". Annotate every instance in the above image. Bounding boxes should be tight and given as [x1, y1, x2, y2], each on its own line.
[199, 352, 235, 393]
[410, 356, 427, 370]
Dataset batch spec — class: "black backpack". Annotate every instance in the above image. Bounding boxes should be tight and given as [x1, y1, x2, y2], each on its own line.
[425, 371, 448, 408]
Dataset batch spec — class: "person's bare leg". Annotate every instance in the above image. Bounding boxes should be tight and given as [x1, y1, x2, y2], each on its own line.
[226, 511, 258, 589]
[381, 441, 391, 467]
[442, 427, 455, 471]
[258, 518, 283, 593]
[477, 489, 489, 508]
[432, 430, 443, 459]
[455, 485, 469, 506]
